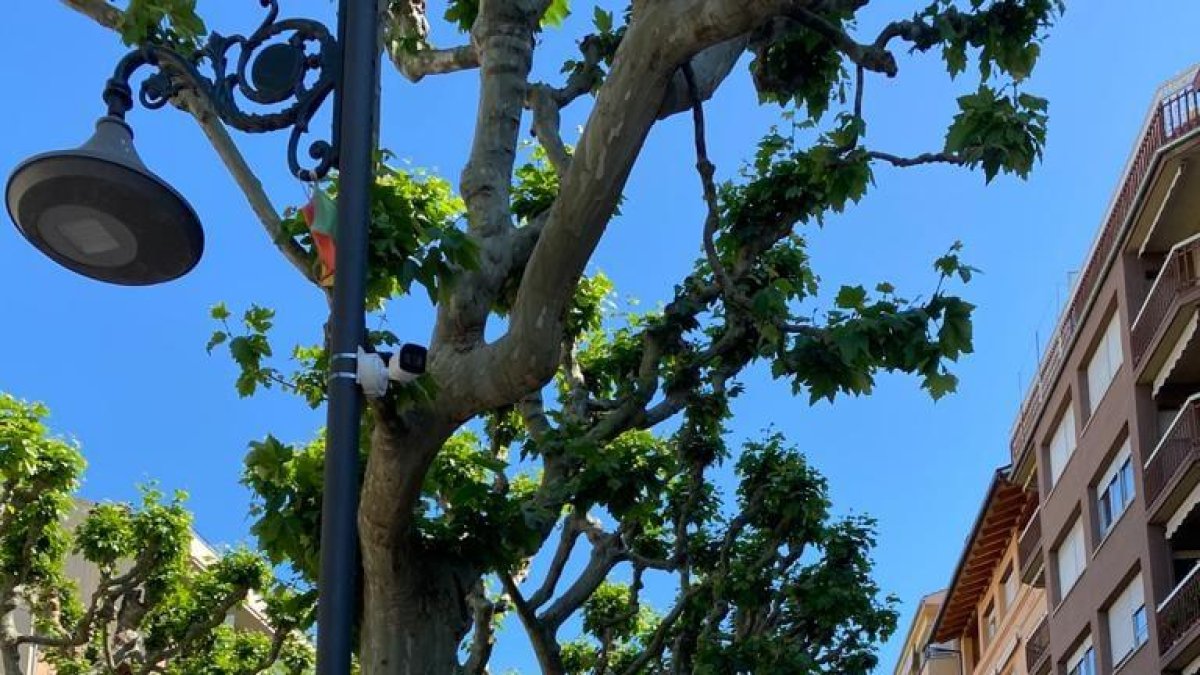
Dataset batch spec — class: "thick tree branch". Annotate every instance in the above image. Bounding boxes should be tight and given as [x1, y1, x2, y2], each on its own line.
[539, 522, 621, 630]
[501, 573, 565, 675]
[789, 8, 897, 76]
[461, 0, 807, 415]
[390, 44, 480, 83]
[60, 0, 121, 30]
[528, 511, 587, 610]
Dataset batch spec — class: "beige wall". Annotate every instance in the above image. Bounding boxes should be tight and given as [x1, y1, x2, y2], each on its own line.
[894, 591, 962, 675]
[968, 536, 1047, 675]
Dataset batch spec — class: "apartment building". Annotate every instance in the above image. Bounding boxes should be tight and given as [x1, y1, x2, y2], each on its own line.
[893, 591, 962, 675]
[896, 65, 1200, 675]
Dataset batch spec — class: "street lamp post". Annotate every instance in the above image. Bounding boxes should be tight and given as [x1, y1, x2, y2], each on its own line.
[3, 1, 378, 673]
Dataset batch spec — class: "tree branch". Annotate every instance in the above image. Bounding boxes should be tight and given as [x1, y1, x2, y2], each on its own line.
[527, 511, 587, 609]
[390, 44, 480, 83]
[789, 8, 897, 76]
[867, 150, 965, 167]
[501, 573, 565, 675]
[60, 0, 121, 30]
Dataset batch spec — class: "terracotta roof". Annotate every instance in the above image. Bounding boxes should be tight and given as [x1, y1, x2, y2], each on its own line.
[929, 467, 1036, 644]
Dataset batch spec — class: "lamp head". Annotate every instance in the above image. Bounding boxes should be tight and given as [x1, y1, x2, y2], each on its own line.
[5, 116, 203, 285]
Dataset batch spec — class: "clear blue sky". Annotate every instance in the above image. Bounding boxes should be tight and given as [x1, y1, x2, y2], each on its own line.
[3, 2, 1199, 672]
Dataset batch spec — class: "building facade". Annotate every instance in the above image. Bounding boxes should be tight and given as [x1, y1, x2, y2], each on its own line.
[893, 591, 962, 675]
[898, 66, 1200, 675]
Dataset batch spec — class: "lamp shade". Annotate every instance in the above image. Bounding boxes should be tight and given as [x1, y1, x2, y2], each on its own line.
[5, 116, 203, 285]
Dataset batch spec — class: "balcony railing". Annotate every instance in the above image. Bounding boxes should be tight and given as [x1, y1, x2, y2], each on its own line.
[1018, 506, 1043, 585]
[1158, 563, 1200, 656]
[1026, 616, 1050, 674]
[1145, 397, 1200, 509]
[1132, 235, 1200, 366]
[1010, 70, 1200, 459]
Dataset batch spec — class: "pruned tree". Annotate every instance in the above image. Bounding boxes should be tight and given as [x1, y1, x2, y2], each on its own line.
[49, 0, 1062, 673]
[0, 393, 315, 675]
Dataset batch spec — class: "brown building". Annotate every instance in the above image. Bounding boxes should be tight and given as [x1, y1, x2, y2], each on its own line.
[898, 65, 1200, 675]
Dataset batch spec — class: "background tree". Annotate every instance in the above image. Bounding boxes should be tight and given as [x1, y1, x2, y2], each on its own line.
[0, 392, 315, 675]
[52, 0, 1062, 673]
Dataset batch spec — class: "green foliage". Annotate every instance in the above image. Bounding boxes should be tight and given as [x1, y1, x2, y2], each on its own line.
[511, 146, 561, 224]
[243, 434, 327, 581]
[750, 9, 852, 114]
[118, 0, 206, 50]
[0, 394, 304, 673]
[913, 0, 1065, 80]
[444, 0, 570, 32]
[0, 394, 83, 609]
[281, 154, 475, 308]
[945, 86, 1049, 181]
[209, 303, 280, 398]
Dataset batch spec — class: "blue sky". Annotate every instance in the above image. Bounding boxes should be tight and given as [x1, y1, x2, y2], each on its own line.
[3, 1, 1200, 672]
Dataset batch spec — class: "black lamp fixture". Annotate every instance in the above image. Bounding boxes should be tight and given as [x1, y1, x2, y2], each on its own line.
[4, 2, 378, 674]
[6, 115, 203, 285]
[5, 0, 338, 286]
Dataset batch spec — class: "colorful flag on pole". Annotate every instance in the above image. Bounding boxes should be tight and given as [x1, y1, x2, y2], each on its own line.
[301, 189, 337, 287]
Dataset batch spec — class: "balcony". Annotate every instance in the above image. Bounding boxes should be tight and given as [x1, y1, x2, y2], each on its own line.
[1144, 396, 1200, 523]
[1131, 235, 1200, 377]
[1018, 506, 1044, 587]
[1025, 617, 1050, 675]
[1158, 563, 1200, 669]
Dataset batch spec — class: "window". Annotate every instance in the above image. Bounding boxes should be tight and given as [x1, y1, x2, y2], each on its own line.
[982, 601, 997, 648]
[1133, 607, 1149, 647]
[1001, 565, 1018, 614]
[1048, 406, 1077, 486]
[1067, 642, 1096, 675]
[1107, 573, 1147, 666]
[1097, 439, 1135, 537]
[1056, 517, 1087, 600]
[1086, 314, 1123, 412]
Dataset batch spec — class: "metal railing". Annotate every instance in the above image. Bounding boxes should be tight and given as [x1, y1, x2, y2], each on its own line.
[1145, 397, 1200, 508]
[1025, 616, 1050, 674]
[1158, 562, 1200, 655]
[1010, 70, 1200, 460]
[1018, 506, 1042, 580]
[1131, 235, 1200, 365]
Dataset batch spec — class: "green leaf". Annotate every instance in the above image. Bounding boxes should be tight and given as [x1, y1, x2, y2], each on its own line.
[206, 331, 227, 354]
[542, 0, 571, 28]
[835, 285, 867, 310]
[593, 6, 613, 33]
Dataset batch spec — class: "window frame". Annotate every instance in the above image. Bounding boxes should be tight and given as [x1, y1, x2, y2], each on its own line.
[1048, 404, 1077, 487]
[1097, 440, 1135, 537]
[1056, 517, 1087, 602]
[1085, 313, 1123, 414]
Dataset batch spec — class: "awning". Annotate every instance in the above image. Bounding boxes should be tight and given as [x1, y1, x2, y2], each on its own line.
[1167, 478, 1200, 540]
[1155, 310, 1200, 398]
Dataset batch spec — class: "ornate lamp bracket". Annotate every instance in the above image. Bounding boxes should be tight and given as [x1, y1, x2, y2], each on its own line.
[101, 0, 340, 181]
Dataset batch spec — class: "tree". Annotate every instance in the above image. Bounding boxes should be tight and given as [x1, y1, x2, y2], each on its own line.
[50, 0, 1063, 673]
[0, 393, 314, 674]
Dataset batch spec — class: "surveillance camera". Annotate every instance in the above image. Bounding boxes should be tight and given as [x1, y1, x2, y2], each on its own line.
[386, 343, 427, 384]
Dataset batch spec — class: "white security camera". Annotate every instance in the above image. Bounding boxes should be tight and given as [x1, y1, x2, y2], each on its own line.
[356, 344, 428, 398]
[386, 343, 428, 384]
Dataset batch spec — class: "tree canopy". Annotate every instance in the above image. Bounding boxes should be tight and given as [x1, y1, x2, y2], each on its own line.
[0, 393, 314, 674]
[38, 0, 1065, 672]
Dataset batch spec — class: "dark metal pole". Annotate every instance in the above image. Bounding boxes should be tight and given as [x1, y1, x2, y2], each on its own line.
[318, 0, 378, 672]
